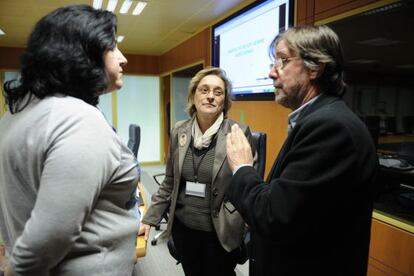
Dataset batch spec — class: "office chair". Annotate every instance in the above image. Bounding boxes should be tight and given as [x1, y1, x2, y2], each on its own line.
[251, 132, 267, 179]
[127, 124, 141, 158]
[151, 173, 168, 246]
[126, 124, 145, 256]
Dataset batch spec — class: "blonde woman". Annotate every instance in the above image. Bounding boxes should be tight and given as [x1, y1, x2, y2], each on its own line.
[140, 67, 253, 276]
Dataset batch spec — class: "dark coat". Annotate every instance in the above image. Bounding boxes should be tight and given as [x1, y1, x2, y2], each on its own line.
[229, 94, 378, 276]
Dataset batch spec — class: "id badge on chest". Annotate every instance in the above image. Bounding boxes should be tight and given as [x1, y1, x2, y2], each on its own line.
[185, 181, 206, 198]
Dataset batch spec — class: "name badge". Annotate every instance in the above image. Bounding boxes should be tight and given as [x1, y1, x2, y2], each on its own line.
[185, 181, 206, 198]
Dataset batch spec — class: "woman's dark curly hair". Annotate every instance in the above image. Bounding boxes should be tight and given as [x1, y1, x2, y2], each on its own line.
[3, 5, 117, 113]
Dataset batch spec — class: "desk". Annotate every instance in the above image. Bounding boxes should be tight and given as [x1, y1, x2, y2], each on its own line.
[372, 210, 414, 234]
[367, 159, 414, 276]
[367, 212, 414, 275]
[136, 182, 147, 258]
[378, 134, 414, 144]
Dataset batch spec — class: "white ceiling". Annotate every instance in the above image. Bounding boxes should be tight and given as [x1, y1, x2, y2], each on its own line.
[0, 0, 254, 55]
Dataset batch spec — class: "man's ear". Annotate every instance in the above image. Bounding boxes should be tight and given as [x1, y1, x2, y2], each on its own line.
[310, 63, 325, 80]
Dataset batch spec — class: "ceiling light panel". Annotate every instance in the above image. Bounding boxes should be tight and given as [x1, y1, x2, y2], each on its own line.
[0, 28, 5, 35]
[93, 0, 103, 9]
[132, 1, 147, 16]
[107, 0, 118, 12]
[120, 0, 133, 14]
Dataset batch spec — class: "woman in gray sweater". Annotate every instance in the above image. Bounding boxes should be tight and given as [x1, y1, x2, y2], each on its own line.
[0, 5, 139, 276]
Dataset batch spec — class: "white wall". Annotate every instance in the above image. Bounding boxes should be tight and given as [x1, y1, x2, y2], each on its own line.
[117, 75, 161, 163]
[98, 92, 113, 126]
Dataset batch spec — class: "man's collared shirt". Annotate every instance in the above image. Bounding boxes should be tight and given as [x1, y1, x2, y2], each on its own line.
[288, 94, 321, 133]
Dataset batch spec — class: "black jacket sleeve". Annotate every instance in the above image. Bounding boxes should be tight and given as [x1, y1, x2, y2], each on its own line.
[228, 114, 367, 241]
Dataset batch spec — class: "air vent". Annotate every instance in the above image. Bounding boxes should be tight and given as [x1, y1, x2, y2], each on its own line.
[357, 38, 400, 46]
[361, 2, 403, 16]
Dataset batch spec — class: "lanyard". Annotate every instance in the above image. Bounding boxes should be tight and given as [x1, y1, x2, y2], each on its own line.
[190, 135, 216, 183]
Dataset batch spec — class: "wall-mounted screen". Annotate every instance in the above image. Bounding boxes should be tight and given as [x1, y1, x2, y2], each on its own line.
[212, 0, 293, 100]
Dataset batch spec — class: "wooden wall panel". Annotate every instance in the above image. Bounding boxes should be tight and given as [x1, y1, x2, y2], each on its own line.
[124, 54, 159, 75]
[314, 0, 380, 22]
[296, 0, 315, 26]
[368, 257, 405, 276]
[228, 101, 290, 178]
[296, 0, 307, 25]
[0, 47, 24, 70]
[368, 219, 414, 276]
[315, 0, 354, 14]
[158, 28, 211, 74]
[305, 0, 316, 24]
[161, 75, 171, 162]
[297, 0, 392, 25]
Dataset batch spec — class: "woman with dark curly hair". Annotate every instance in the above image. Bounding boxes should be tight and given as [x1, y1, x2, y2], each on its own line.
[0, 5, 139, 276]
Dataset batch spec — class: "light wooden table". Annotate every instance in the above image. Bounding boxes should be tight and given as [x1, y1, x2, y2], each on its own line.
[136, 182, 147, 258]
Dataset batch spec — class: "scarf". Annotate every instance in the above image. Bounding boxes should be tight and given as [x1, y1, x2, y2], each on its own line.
[192, 113, 223, 149]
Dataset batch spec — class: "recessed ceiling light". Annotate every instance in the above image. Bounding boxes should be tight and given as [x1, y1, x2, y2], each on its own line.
[132, 1, 147, 16]
[117, 36, 125, 43]
[92, 0, 103, 9]
[107, 0, 118, 12]
[120, 0, 133, 14]
[0, 28, 5, 35]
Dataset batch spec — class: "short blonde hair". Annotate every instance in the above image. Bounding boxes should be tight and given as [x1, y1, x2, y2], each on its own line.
[186, 67, 232, 117]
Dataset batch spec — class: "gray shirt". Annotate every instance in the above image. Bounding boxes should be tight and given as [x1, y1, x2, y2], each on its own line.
[175, 141, 216, 232]
[0, 95, 139, 276]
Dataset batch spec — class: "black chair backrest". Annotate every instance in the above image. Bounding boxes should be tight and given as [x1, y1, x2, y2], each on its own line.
[252, 132, 267, 179]
[127, 124, 141, 158]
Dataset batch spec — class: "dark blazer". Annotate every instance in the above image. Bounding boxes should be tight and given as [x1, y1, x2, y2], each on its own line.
[229, 94, 378, 275]
[143, 116, 253, 252]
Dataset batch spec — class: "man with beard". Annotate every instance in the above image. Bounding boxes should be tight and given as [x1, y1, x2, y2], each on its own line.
[226, 25, 378, 276]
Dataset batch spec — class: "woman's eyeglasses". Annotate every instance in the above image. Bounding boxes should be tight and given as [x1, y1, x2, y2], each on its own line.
[196, 86, 224, 97]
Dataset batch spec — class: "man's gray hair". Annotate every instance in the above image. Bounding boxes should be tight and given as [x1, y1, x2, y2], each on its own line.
[270, 25, 346, 96]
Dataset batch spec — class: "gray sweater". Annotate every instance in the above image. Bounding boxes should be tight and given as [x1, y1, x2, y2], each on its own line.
[0, 95, 139, 276]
